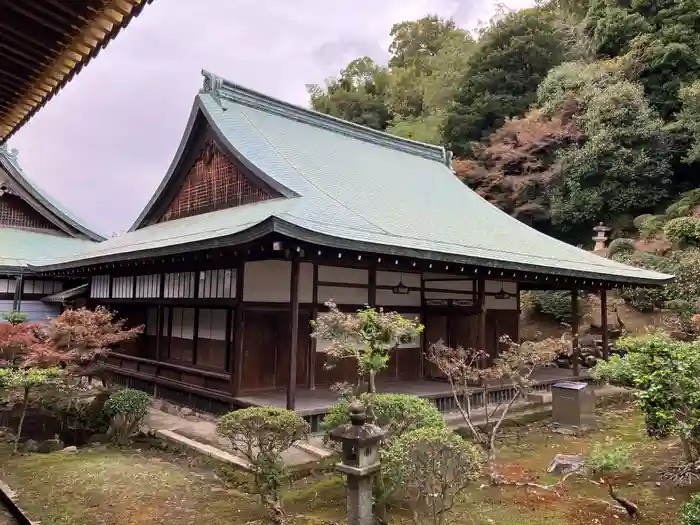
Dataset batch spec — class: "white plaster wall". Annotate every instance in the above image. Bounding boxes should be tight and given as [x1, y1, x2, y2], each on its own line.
[23, 280, 62, 295]
[318, 265, 368, 285]
[376, 270, 421, 288]
[317, 285, 368, 305]
[15, 301, 60, 322]
[299, 262, 314, 303]
[244, 260, 291, 303]
[376, 289, 421, 307]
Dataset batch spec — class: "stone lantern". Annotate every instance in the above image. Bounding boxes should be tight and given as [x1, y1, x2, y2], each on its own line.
[329, 398, 386, 525]
[593, 222, 611, 251]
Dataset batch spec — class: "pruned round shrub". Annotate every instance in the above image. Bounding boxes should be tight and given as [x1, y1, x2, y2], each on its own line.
[664, 217, 700, 246]
[636, 214, 665, 239]
[102, 388, 151, 445]
[321, 393, 445, 442]
[608, 237, 636, 256]
[216, 407, 309, 506]
[382, 426, 484, 521]
[665, 189, 700, 220]
[680, 493, 700, 525]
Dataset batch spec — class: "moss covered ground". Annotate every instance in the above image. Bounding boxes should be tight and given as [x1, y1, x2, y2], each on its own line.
[0, 401, 695, 524]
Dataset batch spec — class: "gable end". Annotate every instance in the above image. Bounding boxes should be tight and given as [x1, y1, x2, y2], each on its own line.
[0, 190, 64, 234]
[156, 140, 275, 223]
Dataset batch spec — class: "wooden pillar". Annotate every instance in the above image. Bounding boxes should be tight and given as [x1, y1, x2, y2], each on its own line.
[231, 262, 245, 396]
[368, 266, 377, 308]
[571, 289, 580, 377]
[309, 262, 318, 390]
[12, 275, 22, 312]
[477, 277, 487, 367]
[287, 255, 300, 411]
[155, 305, 164, 361]
[419, 275, 426, 379]
[600, 289, 609, 360]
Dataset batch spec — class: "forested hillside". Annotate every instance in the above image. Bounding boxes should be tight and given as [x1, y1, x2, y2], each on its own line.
[307, 0, 700, 245]
[307, 0, 700, 324]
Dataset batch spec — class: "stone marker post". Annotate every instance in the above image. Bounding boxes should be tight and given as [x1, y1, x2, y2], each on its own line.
[329, 399, 386, 525]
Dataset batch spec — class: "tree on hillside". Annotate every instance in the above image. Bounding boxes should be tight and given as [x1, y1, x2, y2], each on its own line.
[444, 8, 568, 156]
[454, 109, 582, 235]
[537, 60, 673, 233]
[307, 57, 392, 130]
[584, 0, 700, 120]
[308, 15, 474, 141]
[678, 80, 700, 164]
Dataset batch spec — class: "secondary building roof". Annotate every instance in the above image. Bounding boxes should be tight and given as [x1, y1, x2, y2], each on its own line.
[29, 71, 673, 286]
[1, 0, 155, 144]
[0, 144, 103, 273]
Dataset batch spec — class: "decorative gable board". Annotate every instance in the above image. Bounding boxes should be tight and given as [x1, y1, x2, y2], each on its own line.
[0, 193, 62, 232]
[157, 141, 274, 223]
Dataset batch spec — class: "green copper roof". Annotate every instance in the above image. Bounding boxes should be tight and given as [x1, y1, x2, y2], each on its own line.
[0, 227, 96, 273]
[30, 71, 672, 286]
[0, 144, 105, 242]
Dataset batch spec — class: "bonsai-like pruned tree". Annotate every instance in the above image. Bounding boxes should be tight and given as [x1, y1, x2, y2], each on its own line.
[426, 334, 570, 483]
[216, 407, 309, 517]
[312, 301, 424, 394]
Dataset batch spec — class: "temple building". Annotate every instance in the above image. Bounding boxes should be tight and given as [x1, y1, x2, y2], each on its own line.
[0, 145, 103, 320]
[27, 71, 671, 425]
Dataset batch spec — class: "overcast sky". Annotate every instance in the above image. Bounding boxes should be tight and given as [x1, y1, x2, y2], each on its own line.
[10, 0, 534, 237]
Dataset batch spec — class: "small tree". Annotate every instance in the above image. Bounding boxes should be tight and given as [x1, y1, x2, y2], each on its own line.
[312, 302, 423, 394]
[216, 407, 309, 512]
[0, 366, 62, 452]
[591, 331, 700, 484]
[426, 335, 570, 482]
[383, 427, 485, 525]
[32, 306, 142, 378]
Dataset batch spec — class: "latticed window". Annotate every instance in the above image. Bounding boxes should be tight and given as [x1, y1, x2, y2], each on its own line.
[0, 194, 59, 231]
[158, 142, 273, 222]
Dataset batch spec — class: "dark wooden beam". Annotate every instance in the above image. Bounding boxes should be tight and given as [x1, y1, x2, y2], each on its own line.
[571, 289, 580, 377]
[477, 278, 486, 367]
[600, 289, 609, 360]
[287, 255, 300, 411]
[368, 265, 377, 308]
[419, 275, 426, 379]
[309, 262, 318, 390]
[231, 262, 245, 395]
[155, 305, 163, 362]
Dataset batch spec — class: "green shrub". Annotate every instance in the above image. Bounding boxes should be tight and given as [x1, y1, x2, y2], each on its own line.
[1, 311, 28, 325]
[636, 214, 665, 239]
[608, 238, 636, 256]
[586, 438, 633, 475]
[382, 427, 484, 524]
[681, 493, 700, 525]
[216, 407, 309, 506]
[322, 393, 445, 442]
[665, 189, 700, 220]
[102, 388, 151, 445]
[664, 217, 700, 246]
[529, 290, 581, 323]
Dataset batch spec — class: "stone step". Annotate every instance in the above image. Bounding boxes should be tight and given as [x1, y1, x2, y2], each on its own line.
[154, 429, 252, 472]
[293, 438, 334, 460]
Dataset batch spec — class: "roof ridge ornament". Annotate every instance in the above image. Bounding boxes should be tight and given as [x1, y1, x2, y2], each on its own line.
[0, 143, 19, 164]
[200, 70, 226, 110]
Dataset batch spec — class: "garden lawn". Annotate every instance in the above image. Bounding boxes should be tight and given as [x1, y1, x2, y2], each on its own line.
[0, 402, 697, 525]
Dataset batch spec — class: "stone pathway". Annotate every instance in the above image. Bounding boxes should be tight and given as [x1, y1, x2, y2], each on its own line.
[144, 409, 331, 470]
[144, 385, 629, 471]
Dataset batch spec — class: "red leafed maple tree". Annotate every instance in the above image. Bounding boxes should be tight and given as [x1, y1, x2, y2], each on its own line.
[26, 306, 143, 376]
[0, 321, 43, 367]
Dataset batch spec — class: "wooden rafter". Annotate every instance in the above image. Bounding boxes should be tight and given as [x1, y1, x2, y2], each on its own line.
[0, 0, 155, 143]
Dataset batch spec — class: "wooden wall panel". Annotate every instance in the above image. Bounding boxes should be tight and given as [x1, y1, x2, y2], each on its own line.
[241, 311, 278, 390]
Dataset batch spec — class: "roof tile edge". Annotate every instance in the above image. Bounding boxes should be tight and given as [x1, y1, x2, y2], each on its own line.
[200, 69, 451, 165]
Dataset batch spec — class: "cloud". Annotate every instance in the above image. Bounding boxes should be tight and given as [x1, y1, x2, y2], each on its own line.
[9, 0, 534, 236]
